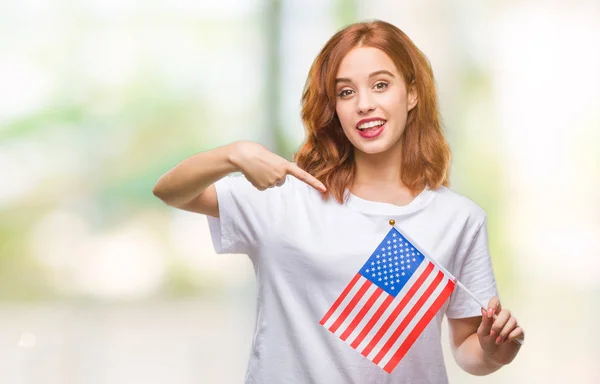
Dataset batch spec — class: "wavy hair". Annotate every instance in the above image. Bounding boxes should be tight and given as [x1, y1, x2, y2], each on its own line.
[294, 20, 451, 203]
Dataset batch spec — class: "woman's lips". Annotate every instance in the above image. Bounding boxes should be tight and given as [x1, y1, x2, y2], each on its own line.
[357, 123, 385, 138]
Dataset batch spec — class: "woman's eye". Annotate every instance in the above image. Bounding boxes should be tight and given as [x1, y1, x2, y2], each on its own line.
[338, 89, 353, 97]
[374, 82, 388, 91]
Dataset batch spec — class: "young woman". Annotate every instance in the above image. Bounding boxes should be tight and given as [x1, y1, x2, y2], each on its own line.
[153, 19, 524, 384]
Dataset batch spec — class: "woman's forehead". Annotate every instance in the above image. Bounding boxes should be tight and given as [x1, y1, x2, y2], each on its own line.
[336, 47, 398, 79]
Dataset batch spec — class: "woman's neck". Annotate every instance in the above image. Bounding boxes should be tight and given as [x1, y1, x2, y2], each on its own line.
[353, 146, 404, 188]
[350, 144, 421, 206]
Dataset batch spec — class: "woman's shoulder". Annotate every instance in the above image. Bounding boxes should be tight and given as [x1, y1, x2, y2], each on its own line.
[429, 185, 487, 221]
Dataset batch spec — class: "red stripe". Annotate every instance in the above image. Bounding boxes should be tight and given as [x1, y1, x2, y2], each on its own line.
[373, 270, 444, 364]
[320, 273, 361, 325]
[350, 295, 394, 349]
[360, 263, 435, 357]
[329, 279, 372, 333]
[382, 279, 456, 373]
[340, 288, 384, 341]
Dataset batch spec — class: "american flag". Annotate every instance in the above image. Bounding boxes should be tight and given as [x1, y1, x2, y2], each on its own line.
[320, 227, 456, 373]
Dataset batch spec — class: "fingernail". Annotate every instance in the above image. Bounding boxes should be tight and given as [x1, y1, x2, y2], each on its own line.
[487, 308, 493, 318]
[495, 336, 502, 345]
[320, 185, 327, 192]
[490, 330, 496, 337]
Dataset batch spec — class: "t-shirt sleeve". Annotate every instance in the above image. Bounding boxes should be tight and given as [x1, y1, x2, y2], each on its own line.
[206, 173, 288, 255]
[445, 217, 498, 319]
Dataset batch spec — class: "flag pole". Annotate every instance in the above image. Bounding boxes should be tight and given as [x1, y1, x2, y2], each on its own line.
[390, 221, 523, 346]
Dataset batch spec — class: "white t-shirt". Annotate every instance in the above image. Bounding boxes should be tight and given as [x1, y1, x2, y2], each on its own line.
[207, 173, 497, 384]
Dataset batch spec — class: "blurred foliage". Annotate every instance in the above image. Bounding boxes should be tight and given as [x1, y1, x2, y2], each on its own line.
[0, 218, 56, 301]
[335, 0, 358, 27]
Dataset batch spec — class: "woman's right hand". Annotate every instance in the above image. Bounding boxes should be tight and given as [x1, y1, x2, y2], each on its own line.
[230, 141, 327, 192]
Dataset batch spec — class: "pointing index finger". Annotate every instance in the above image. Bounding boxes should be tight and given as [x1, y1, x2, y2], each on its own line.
[287, 163, 327, 192]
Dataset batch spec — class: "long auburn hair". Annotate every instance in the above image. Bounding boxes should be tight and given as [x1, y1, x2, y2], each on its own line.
[294, 20, 451, 203]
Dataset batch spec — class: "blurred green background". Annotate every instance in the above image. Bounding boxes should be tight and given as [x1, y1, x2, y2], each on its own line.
[1, 0, 599, 382]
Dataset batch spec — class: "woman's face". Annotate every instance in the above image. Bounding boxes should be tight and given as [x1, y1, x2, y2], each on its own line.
[334, 46, 417, 155]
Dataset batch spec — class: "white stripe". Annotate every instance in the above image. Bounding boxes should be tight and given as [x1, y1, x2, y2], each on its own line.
[376, 275, 450, 368]
[363, 263, 438, 359]
[333, 283, 379, 337]
[322, 275, 367, 329]
[357, 262, 433, 355]
[344, 288, 389, 345]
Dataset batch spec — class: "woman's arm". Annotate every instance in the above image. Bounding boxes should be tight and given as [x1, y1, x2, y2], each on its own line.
[152, 142, 241, 217]
[152, 141, 326, 217]
[448, 316, 504, 375]
[448, 296, 524, 375]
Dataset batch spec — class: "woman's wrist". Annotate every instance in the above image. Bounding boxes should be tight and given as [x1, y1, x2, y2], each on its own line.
[225, 140, 248, 173]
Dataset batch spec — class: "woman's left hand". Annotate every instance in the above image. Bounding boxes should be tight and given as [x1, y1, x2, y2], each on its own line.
[477, 296, 524, 365]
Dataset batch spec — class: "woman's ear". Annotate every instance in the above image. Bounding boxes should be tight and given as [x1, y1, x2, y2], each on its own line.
[407, 85, 418, 112]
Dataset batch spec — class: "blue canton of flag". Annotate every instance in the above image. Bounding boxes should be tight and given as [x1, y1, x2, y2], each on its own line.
[358, 228, 425, 297]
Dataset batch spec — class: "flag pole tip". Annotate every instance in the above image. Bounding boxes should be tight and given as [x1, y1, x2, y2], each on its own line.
[389, 219, 395, 226]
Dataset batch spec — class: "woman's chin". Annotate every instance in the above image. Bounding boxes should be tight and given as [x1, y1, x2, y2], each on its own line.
[354, 142, 389, 155]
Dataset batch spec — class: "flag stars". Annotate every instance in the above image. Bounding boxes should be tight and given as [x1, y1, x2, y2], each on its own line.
[361, 232, 430, 292]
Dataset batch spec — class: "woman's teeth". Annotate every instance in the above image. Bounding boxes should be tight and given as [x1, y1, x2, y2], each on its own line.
[357, 120, 386, 130]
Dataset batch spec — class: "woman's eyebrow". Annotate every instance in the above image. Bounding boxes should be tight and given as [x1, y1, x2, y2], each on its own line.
[335, 69, 395, 84]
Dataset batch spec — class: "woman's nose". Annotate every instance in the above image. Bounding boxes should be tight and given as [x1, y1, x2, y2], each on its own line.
[356, 92, 376, 114]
